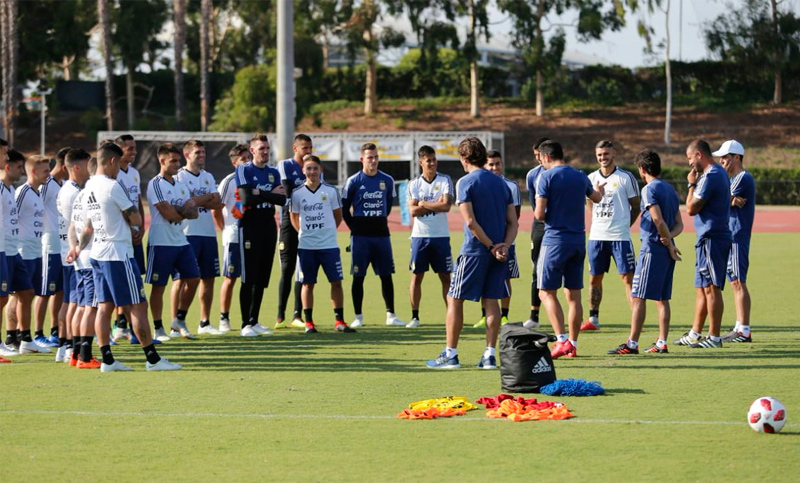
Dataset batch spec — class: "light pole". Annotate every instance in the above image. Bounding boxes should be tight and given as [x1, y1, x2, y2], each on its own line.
[37, 87, 52, 155]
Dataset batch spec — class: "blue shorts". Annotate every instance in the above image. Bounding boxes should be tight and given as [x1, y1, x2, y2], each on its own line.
[448, 254, 509, 302]
[133, 243, 146, 275]
[631, 245, 675, 301]
[0, 252, 8, 296]
[351, 236, 394, 277]
[588, 240, 636, 275]
[62, 265, 78, 304]
[7, 254, 33, 293]
[537, 243, 586, 290]
[222, 242, 241, 278]
[76, 268, 97, 308]
[297, 248, 343, 284]
[145, 244, 201, 285]
[410, 237, 452, 274]
[41, 253, 63, 295]
[22, 258, 45, 296]
[695, 237, 731, 289]
[507, 244, 519, 279]
[727, 242, 749, 283]
[187, 235, 220, 279]
[92, 258, 146, 307]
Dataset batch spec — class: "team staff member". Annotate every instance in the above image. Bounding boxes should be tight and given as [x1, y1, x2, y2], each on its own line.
[235, 133, 286, 337]
[341, 143, 405, 328]
[523, 137, 550, 329]
[407, 146, 453, 329]
[275, 134, 313, 329]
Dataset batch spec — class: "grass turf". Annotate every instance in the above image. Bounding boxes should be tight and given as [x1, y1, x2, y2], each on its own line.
[1, 231, 799, 482]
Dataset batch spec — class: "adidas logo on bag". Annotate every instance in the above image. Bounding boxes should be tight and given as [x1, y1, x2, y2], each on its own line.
[531, 357, 552, 374]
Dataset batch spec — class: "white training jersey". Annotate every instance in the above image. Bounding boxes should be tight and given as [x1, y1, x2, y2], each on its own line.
[147, 175, 190, 247]
[84, 175, 134, 262]
[71, 189, 92, 270]
[39, 176, 62, 254]
[176, 167, 217, 237]
[217, 172, 239, 244]
[290, 183, 341, 250]
[15, 184, 44, 260]
[588, 167, 639, 241]
[2, 183, 17, 255]
[117, 165, 143, 206]
[56, 180, 81, 265]
[408, 172, 453, 239]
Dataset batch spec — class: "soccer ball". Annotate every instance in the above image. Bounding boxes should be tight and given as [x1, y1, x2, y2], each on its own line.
[747, 397, 787, 434]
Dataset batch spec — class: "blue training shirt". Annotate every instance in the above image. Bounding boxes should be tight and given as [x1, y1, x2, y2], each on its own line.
[456, 168, 513, 257]
[234, 161, 282, 224]
[526, 165, 545, 207]
[639, 178, 680, 247]
[536, 164, 594, 245]
[729, 170, 756, 244]
[693, 163, 732, 240]
[341, 170, 395, 237]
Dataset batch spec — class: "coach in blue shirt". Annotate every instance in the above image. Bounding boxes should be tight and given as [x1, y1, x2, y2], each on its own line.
[678, 139, 732, 349]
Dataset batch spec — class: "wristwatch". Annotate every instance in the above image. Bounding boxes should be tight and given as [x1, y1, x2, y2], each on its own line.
[687, 182, 697, 188]
[488, 244, 495, 252]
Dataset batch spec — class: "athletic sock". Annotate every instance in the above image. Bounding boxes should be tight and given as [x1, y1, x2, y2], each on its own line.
[50, 327, 58, 337]
[66, 338, 73, 349]
[740, 325, 751, 336]
[334, 308, 344, 322]
[176, 309, 187, 321]
[21, 330, 33, 343]
[569, 339, 578, 349]
[199, 320, 210, 328]
[530, 309, 539, 322]
[34, 330, 44, 339]
[412, 309, 419, 320]
[220, 312, 229, 321]
[99, 345, 115, 365]
[656, 339, 667, 349]
[304, 308, 313, 323]
[556, 334, 568, 343]
[501, 307, 509, 318]
[483, 346, 496, 358]
[142, 344, 160, 364]
[589, 309, 599, 318]
[79, 336, 92, 362]
[445, 347, 457, 358]
[153, 319, 164, 330]
[689, 330, 701, 339]
[5, 330, 16, 345]
[733, 320, 741, 331]
[481, 307, 486, 317]
[627, 339, 639, 350]
[116, 314, 128, 329]
[709, 335, 722, 343]
[58, 337, 66, 347]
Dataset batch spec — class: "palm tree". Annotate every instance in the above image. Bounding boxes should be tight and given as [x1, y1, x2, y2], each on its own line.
[173, 0, 186, 130]
[200, 0, 211, 131]
[1, 0, 18, 143]
[98, 0, 115, 131]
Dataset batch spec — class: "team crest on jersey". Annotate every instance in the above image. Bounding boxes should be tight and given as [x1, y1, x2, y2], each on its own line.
[134, 176, 139, 183]
[269, 174, 275, 183]
[612, 182, 618, 189]
[379, 181, 386, 191]
[181, 189, 186, 196]
[321, 192, 328, 202]
[205, 180, 210, 186]
[434, 184, 440, 192]
[152, 273, 160, 282]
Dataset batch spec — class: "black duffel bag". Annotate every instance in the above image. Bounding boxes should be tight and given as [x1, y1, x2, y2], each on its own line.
[499, 323, 557, 393]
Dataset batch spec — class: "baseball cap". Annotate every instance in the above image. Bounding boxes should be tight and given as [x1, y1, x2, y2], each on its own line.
[712, 140, 745, 157]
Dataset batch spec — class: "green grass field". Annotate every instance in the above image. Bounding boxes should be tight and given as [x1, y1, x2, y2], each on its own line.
[2, 231, 799, 483]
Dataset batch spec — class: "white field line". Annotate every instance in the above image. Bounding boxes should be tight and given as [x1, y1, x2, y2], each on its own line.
[1, 409, 796, 428]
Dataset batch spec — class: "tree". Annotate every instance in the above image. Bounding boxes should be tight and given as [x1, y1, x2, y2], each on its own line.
[200, 0, 211, 131]
[1, 0, 18, 143]
[705, 0, 800, 105]
[173, 0, 186, 130]
[638, 0, 672, 145]
[98, 0, 115, 131]
[459, 0, 490, 118]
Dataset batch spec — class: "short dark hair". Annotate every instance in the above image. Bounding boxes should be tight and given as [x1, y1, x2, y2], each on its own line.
[97, 142, 124, 166]
[157, 143, 181, 158]
[250, 133, 270, 144]
[229, 143, 250, 159]
[183, 139, 205, 151]
[533, 137, 551, 151]
[302, 154, 321, 164]
[56, 147, 72, 164]
[65, 148, 91, 167]
[538, 140, 563, 161]
[7, 149, 24, 163]
[0, 138, 8, 147]
[417, 145, 435, 159]
[294, 134, 312, 144]
[634, 149, 661, 177]
[487, 149, 502, 159]
[115, 134, 134, 144]
[360, 142, 377, 153]
[457, 137, 487, 167]
[687, 139, 712, 158]
[595, 140, 614, 149]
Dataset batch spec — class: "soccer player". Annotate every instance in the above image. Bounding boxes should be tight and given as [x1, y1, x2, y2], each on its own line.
[275, 134, 313, 329]
[113, 134, 146, 340]
[582, 140, 640, 331]
[474, 150, 520, 328]
[426, 137, 517, 370]
[77, 142, 180, 371]
[213, 143, 251, 333]
[676, 139, 732, 349]
[0, 140, 11, 362]
[535, 141, 605, 359]
[342, 143, 405, 328]
[145, 143, 201, 340]
[608, 149, 683, 355]
[523, 137, 550, 329]
[172, 139, 224, 335]
[290, 155, 354, 333]
[715, 140, 755, 343]
[235, 134, 286, 336]
[407, 145, 453, 328]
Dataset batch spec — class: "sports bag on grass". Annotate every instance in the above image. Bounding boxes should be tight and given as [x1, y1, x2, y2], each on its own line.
[499, 323, 557, 393]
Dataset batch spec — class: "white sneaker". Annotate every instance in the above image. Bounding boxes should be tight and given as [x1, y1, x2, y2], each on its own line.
[350, 316, 364, 328]
[154, 328, 171, 342]
[101, 360, 133, 372]
[523, 319, 540, 329]
[55, 345, 67, 362]
[179, 328, 196, 340]
[386, 313, 406, 326]
[0, 342, 18, 357]
[250, 323, 273, 335]
[19, 340, 51, 354]
[198, 324, 223, 335]
[218, 319, 231, 333]
[113, 327, 131, 341]
[146, 358, 182, 371]
[241, 325, 259, 337]
[406, 318, 420, 328]
[169, 330, 181, 338]
[63, 348, 72, 364]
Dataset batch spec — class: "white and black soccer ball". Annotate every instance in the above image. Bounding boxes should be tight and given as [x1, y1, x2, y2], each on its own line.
[747, 397, 787, 434]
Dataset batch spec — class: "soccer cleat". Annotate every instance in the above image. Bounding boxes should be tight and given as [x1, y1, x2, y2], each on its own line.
[63, 348, 72, 363]
[179, 329, 196, 340]
[168, 330, 181, 338]
[113, 327, 132, 341]
[218, 319, 231, 333]
[522, 319, 540, 329]
[55, 346, 67, 362]
[131, 333, 161, 345]
[109, 338, 118, 346]
[145, 358, 182, 371]
[34, 335, 58, 348]
[334, 321, 356, 333]
[386, 313, 406, 326]
[290, 318, 306, 329]
[273, 318, 290, 330]
[77, 357, 102, 369]
[46, 334, 60, 345]
[689, 336, 723, 349]
[643, 343, 669, 354]
[405, 318, 420, 328]
[198, 324, 223, 335]
[426, 352, 461, 369]
[101, 360, 133, 372]
[154, 328, 171, 342]
[501, 316, 509, 325]
[477, 354, 498, 369]
[721, 329, 752, 343]
[674, 332, 700, 346]
[473, 317, 486, 328]
[0, 356, 10, 363]
[19, 340, 51, 354]
[580, 320, 600, 331]
[350, 316, 364, 328]
[250, 323, 273, 335]
[305, 322, 318, 334]
[0, 342, 18, 357]
[607, 343, 639, 355]
[551, 340, 577, 359]
[240, 325, 259, 337]
[170, 319, 196, 339]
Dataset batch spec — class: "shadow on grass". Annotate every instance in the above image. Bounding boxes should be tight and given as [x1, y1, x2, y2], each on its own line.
[604, 388, 646, 394]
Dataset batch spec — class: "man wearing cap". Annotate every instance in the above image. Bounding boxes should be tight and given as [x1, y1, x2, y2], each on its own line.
[715, 140, 755, 343]
[676, 139, 732, 349]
